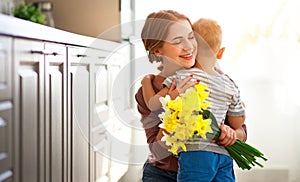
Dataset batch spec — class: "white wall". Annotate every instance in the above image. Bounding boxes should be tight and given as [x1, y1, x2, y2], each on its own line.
[132, 0, 300, 181]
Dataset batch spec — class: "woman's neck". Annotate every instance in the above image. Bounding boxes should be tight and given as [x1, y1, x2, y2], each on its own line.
[159, 63, 182, 78]
[195, 57, 219, 75]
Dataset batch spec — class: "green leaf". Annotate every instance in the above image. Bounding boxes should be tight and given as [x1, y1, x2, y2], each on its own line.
[202, 110, 220, 140]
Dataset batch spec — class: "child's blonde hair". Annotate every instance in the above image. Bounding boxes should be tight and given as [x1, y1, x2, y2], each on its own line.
[193, 18, 222, 53]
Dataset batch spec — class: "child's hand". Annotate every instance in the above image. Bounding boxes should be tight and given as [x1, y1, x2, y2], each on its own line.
[217, 124, 236, 146]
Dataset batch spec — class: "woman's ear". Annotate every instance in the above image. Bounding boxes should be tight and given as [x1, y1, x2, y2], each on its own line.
[154, 49, 162, 56]
[217, 47, 225, 59]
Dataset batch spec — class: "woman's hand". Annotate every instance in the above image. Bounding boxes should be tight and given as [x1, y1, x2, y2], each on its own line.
[168, 75, 198, 99]
[218, 124, 237, 146]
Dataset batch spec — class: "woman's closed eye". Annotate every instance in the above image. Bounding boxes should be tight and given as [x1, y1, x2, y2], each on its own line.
[188, 32, 195, 40]
[171, 38, 182, 45]
[171, 35, 194, 45]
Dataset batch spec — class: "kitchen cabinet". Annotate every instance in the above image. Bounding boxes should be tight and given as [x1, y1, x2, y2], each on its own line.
[13, 38, 45, 182]
[68, 45, 130, 182]
[0, 35, 13, 182]
[68, 46, 91, 182]
[0, 36, 12, 100]
[44, 42, 68, 182]
[0, 14, 131, 181]
[13, 39, 68, 182]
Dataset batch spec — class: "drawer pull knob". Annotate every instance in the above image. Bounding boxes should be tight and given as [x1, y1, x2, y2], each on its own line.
[30, 50, 60, 56]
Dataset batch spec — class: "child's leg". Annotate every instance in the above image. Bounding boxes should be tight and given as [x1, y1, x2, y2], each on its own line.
[213, 155, 235, 182]
[177, 151, 217, 182]
[142, 160, 177, 182]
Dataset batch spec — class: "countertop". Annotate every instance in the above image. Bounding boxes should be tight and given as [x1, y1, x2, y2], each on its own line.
[0, 14, 121, 51]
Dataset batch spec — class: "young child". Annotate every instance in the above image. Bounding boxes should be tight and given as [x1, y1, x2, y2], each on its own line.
[142, 18, 245, 181]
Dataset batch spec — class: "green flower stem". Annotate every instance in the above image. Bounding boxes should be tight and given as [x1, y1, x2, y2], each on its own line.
[234, 141, 267, 161]
[202, 110, 267, 170]
[226, 141, 267, 170]
[252, 160, 264, 168]
[237, 142, 268, 161]
[226, 146, 251, 170]
[231, 143, 256, 161]
[227, 145, 255, 168]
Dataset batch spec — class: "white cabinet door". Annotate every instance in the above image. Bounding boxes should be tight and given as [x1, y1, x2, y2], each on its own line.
[13, 38, 45, 182]
[0, 36, 12, 100]
[0, 35, 13, 182]
[44, 42, 68, 182]
[68, 46, 91, 182]
[13, 39, 68, 182]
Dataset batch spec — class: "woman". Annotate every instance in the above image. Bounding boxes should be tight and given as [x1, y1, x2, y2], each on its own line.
[135, 10, 247, 182]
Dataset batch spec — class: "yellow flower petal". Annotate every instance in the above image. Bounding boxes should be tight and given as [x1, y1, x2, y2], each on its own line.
[159, 83, 214, 155]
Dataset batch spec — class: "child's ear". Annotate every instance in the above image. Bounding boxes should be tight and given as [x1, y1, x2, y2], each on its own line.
[217, 47, 225, 59]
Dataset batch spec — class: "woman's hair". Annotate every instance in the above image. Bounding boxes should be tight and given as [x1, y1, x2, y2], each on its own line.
[141, 10, 192, 64]
[193, 18, 222, 53]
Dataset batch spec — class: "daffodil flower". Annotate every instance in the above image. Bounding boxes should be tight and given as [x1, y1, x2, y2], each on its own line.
[159, 83, 212, 155]
[159, 83, 267, 170]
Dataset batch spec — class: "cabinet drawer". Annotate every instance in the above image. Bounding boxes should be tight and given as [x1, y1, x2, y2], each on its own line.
[44, 43, 66, 63]
[68, 46, 88, 63]
[68, 46, 110, 64]
[0, 36, 12, 100]
[14, 38, 44, 64]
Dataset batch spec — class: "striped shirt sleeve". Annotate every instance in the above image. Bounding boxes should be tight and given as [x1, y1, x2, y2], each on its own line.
[225, 74, 245, 116]
[163, 75, 176, 88]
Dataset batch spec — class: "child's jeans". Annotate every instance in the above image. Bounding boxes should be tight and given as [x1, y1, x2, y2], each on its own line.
[177, 151, 235, 182]
[142, 160, 177, 182]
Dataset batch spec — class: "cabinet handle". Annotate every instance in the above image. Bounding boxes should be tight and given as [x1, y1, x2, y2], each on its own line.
[76, 54, 87, 58]
[30, 50, 60, 56]
[0, 117, 7, 127]
[0, 170, 13, 181]
[0, 101, 12, 111]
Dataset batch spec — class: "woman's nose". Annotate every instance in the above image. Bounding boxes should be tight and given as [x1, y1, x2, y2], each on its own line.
[183, 39, 194, 52]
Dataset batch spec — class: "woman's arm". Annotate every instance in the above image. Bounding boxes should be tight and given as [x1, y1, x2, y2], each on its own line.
[141, 75, 173, 111]
[236, 124, 247, 142]
[141, 74, 156, 109]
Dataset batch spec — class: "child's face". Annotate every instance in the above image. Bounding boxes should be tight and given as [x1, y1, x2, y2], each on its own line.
[156, 20, 197, 69]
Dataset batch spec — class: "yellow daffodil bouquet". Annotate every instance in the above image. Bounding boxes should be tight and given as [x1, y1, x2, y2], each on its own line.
[158, 83, 267, 170]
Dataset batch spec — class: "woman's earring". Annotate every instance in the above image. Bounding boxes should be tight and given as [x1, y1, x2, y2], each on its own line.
[148, 54, 163, 63]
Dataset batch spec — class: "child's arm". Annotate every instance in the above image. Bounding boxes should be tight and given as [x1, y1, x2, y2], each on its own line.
[227, 99, 246, 130]
[225, 74, 246, 130]
[226, 115, 245, 130]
